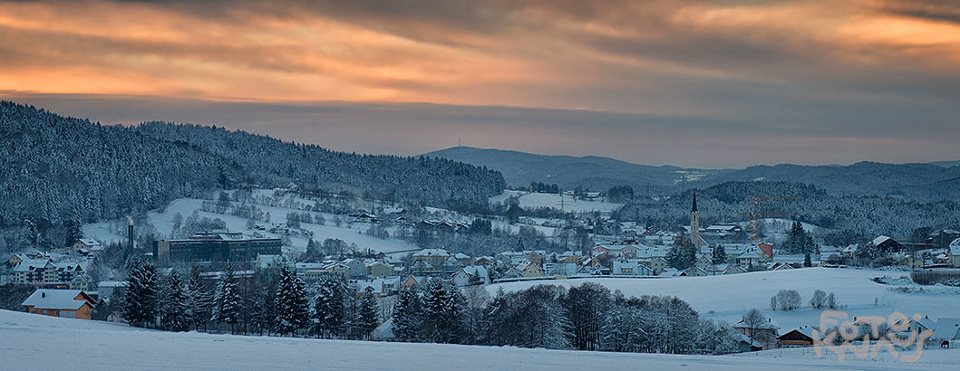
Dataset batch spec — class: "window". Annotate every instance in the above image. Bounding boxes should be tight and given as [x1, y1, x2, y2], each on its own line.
[61, 310, 75, 318]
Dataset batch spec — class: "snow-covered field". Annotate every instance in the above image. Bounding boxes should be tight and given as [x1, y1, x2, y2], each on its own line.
[489, 268, 960, 331]
[3, 309, 957, 370]
[83, 197, 419, 255]
[490, 190, 622, 213]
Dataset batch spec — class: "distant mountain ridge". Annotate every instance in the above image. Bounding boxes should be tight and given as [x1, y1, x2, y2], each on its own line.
[426, 146, 960, 202]
[423, 146, 698, 194]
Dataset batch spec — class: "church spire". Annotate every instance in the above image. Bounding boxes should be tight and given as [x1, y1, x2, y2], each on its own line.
[691, 190, 698, 212]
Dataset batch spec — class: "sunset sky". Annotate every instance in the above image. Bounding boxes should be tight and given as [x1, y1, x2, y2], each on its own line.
[2, 0, 959, 168]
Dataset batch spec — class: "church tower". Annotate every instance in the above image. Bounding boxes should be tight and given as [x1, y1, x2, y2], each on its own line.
[690, 191, 705, 247]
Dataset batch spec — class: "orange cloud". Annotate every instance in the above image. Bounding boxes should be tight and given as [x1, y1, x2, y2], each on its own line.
[0, 0, 958, 113]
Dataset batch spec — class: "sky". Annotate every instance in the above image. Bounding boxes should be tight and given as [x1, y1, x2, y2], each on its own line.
[1, 0, 959, 168]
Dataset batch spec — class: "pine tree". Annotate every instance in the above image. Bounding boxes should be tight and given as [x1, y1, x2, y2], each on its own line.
[185, 266, 212, 331]
[443, 284, 468, 344]
[392, 288, 423, 342]
[712, 245, 726, 265]
[354, 286, 381, 340]
[312, 276, 348, 338]
[667, 233, 697, 270]
[803, 253, 812, 267]
[422, 278, 448, 343]
[275, 266, 309, 336]
[122, 262, 158, 328]
[211, 264, 242, 333]
[160, 272, 190, 332]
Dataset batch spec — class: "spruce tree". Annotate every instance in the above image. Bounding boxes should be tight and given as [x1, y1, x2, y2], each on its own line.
[712, 245, 726, 265]
[160, 271, 190, 332]
[667, 233, 696, 270]
[211, 264, 241, 333]
[185, 266, 211, 331]
[422, 278, 448, 343]
[275, 266, 309, 336]
[392, 288, 423, 342]
[444, 284, 468, 344]
[354, 286, 381, 340]
[312, 276, 347, 338]
[122, 262, 158, 328]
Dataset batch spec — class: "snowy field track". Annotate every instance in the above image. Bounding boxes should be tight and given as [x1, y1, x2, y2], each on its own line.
[2, 310, 958, 371]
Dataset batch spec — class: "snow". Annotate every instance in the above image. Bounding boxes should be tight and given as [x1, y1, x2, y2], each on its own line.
[2, 309, 957, 370]
[85, 197, 419, 256]
[489, 268, 960, 332]
[490, 190, 622, 213]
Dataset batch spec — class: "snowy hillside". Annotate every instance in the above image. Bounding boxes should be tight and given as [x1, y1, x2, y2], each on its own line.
[3, 309, 957, 370]
[83, 196, 419, 255]
[490, 190, 622, 213]
[490, 268, 960, 331]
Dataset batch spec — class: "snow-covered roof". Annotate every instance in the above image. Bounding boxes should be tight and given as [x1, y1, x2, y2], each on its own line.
[461, 265, 489, 280]
[454, 253, 471, 259]
[950, 238, 960, 256]
[22, 289, 93, 310]
[872, 235, 893, 246]
[77, 238, 101, 246]
[11, 259, 52, 272]
[934, 318, 960, 341]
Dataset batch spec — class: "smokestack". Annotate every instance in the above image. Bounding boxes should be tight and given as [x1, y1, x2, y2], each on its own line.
[127, 216, 135, 250]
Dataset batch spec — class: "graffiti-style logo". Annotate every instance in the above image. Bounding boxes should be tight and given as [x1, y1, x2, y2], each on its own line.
[812, 310, 934, 363]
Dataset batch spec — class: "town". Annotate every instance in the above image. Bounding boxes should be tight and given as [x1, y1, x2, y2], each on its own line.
[3, 185, 960, 355]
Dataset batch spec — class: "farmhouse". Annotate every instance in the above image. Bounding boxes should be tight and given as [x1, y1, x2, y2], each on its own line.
[778, 327, 815, 348]
[22, 289, 97, 320]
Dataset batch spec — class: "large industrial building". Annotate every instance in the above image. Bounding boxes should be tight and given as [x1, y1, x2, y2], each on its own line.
[153, 232, 281, 266]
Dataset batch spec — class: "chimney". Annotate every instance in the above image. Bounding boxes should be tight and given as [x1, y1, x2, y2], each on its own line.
[127, 216, 135, 250]
[41, 292, 46, 298]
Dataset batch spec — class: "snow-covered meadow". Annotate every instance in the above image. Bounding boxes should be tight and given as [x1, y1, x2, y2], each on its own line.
[490, 267, 960, 331]
[3, 309, 957, 371]
[83, 196, 419, 256]
[490, 190, 623, 213]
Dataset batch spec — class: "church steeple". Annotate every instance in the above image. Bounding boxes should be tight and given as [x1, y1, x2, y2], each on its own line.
[690, 190, 704, 247]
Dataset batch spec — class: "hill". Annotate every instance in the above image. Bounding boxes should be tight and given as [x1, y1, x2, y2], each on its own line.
[0, 101, 504, 249]
[3, 308, 958, 370]
[424, 146, 695, 193]
[615, 181, 960, 237]
[427, 147, 960, 202]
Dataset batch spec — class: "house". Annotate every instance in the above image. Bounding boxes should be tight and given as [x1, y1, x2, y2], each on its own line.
[778, 327, 815, 348]
[366, 261, 394, 278]
[950, 238, 960, 268]
[411, 249, 451, 267]
[518, 262, 544, 277]
[452, 266, 490, 287]
[612, 259, 653, 276]
[736, 245, 769, 268]
[453, 253, 473, 266]
[872, 235, 905, 253]
[757, 242, 774, 259]
[543, 262, 578, 277]
[933, 318, 960, 343]
[640, 257, 668, 274]
[342, 258, 367, 278]
[733, 318, 780, 350]
[73, 239, 104, 254]
[929, 229, 960, 249]
[400, 275, 428, 290]
[22, 289, 97, 320]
